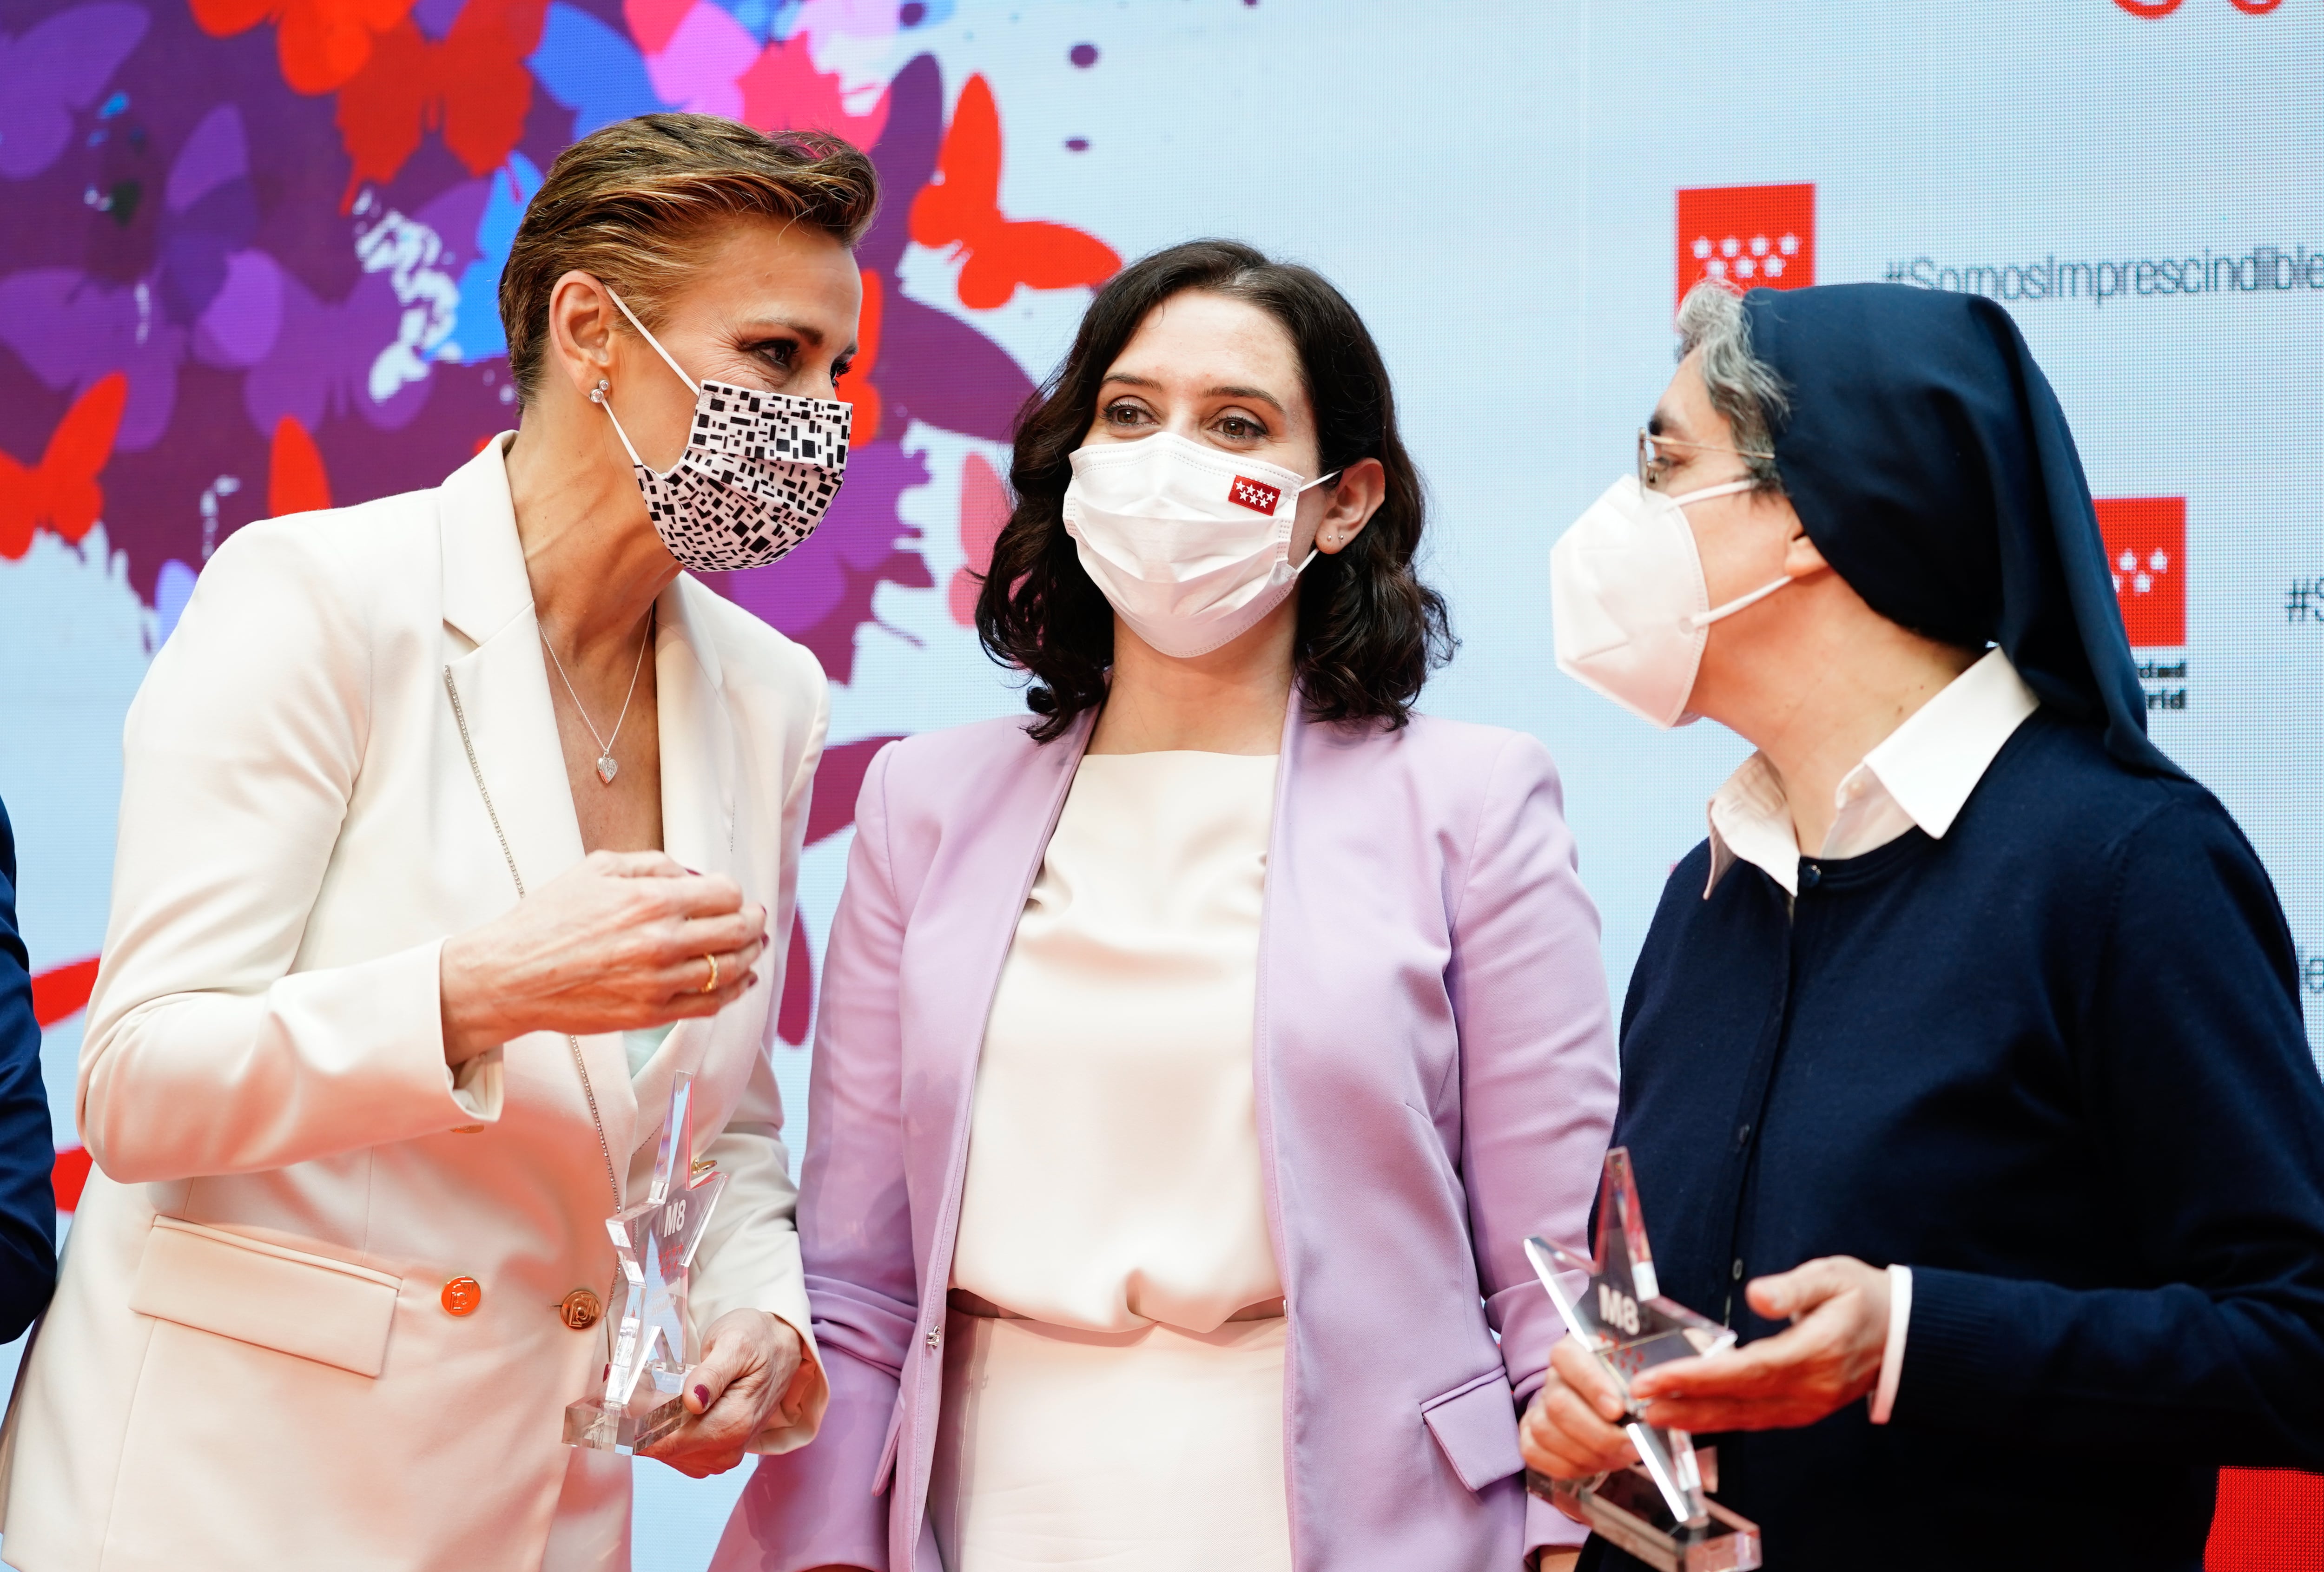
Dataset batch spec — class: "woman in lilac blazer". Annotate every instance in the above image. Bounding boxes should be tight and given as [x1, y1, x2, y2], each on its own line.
[715, 241, 1618, 1572]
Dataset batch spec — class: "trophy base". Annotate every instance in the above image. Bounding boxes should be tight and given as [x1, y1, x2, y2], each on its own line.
[1527, 1467, 1761, 1572]
[563, 1393, 687, 1454]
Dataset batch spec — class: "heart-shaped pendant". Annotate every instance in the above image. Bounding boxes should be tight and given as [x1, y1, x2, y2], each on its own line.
[596, 755, 619, 785]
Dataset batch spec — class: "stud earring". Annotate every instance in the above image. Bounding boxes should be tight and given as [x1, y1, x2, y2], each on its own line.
[589, 378, 609, 405]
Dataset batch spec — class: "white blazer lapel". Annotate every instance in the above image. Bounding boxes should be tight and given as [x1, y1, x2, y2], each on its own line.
[437, 437, 638, 1164]
[439, 438, 580, 892]
[629, 580, 742, 1138]
[652, 580, 738, 896]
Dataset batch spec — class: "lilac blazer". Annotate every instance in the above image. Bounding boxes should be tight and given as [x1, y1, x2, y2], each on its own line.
[713, 693, 1618, 1571]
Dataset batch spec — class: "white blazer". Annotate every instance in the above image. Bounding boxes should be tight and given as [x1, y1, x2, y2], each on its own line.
[0, 437, 831, 1571]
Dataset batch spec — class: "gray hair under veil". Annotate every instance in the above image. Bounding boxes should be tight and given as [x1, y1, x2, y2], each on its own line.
[1689, 280, 2182, 782]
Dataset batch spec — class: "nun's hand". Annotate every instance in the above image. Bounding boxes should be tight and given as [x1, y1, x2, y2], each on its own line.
[1627, 1256, 1890, 1434]
[1519, 1333, 1640, 1486]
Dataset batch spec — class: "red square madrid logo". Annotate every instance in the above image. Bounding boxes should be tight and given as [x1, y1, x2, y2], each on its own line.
[1228, 475, 1282, 515]
[1676, 184, 1816, 309]
[2094, 497, 2186, 648]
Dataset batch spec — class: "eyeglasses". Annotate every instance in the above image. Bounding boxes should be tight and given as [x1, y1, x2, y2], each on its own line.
[1638, 428, 1773, 492]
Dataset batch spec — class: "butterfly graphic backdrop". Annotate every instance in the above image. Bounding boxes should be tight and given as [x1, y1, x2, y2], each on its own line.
[0, 0, 1124, 1510]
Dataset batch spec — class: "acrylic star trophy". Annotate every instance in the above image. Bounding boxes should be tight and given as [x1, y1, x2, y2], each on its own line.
[1523, 1148, 1762, 1572]
[563, 1072, 726, 1453]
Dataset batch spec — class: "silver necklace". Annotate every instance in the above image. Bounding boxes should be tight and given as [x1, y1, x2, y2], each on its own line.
[540, 607, 653, 785]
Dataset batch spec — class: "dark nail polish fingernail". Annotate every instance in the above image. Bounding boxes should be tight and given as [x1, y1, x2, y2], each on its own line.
[694, 1384, 711, 1404]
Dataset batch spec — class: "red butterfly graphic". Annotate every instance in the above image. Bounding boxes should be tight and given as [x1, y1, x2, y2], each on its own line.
[27, 957, 100, 1210]
[0, 373, 127, 561]
[332, 0, 546, 206]
[190, 0, 415, 96]
[52, 1147, 93, 1213]
[30, 956, 99, 1029]
[269, 415, 334, 518]
[910, 74, 1120, 311]
[838, 269, 886, 445]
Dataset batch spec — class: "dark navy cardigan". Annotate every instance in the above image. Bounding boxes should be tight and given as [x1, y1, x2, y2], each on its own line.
[1581, 713, 2324, 1572]
[0, 799, 58, 1343]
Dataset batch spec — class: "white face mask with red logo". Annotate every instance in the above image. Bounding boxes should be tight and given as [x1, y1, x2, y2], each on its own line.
[1062, 432, 1342, 659]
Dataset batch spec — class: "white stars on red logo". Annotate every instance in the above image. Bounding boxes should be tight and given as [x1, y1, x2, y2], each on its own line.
[1675, 184, 1816, 309]
[2114, 545, 2169, 596]
[1690, 230, 1802, 283]
[1229, 475, 1282, 514]
[2094, 497, 2186, 647]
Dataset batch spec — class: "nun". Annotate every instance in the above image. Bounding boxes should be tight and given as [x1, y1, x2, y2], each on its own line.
[1520, 281, 2324, 1572]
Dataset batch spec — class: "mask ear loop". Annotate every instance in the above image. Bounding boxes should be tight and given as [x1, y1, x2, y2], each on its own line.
[1690, 572, 1793, 627]
[588, 378, 655, 476]
[1659, 476, 1792, 626]
[591, 285, 700, 481]
[603, 284, 700, 395]
[1287, 467, 1347, 573]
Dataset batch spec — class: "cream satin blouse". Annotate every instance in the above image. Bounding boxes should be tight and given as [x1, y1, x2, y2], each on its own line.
[950, 750, 1284, 1334]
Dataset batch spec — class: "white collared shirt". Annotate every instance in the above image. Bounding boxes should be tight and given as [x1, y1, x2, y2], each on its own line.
[1698, 646, 2041, 1422]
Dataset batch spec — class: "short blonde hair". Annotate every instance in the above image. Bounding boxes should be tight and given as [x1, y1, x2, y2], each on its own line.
[498, 112, 880, 406]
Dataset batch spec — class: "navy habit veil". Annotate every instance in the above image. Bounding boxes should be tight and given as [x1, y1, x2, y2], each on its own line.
[1740, 283, 2182, 779]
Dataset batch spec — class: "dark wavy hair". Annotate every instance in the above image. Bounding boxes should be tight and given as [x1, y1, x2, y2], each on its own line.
[974, 239, 1452, 742]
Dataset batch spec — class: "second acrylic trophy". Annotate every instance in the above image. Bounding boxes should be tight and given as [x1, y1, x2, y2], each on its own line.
[1523, 1147, 1761, 1572]
[564, 1071, 727, 1453]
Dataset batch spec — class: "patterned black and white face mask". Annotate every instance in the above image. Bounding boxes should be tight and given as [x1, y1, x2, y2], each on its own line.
[591, 285, 852, 572]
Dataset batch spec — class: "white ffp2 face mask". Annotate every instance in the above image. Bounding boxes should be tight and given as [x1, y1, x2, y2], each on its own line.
[1062, 432, 1341, 659]
[1549, 474, 1791, 728]
[592, 286, 852, 573]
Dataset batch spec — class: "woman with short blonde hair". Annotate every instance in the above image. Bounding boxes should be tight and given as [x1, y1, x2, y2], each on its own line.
[0, 113, 874, 1571]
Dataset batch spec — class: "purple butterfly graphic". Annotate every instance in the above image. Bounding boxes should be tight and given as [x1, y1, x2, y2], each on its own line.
[0, 4, 149, 181]
[724, 441, 935, 684]
[0, 269, 187, 452]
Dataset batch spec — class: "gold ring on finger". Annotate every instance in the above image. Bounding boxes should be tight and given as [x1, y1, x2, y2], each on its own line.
[700, 952, 720, 994]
